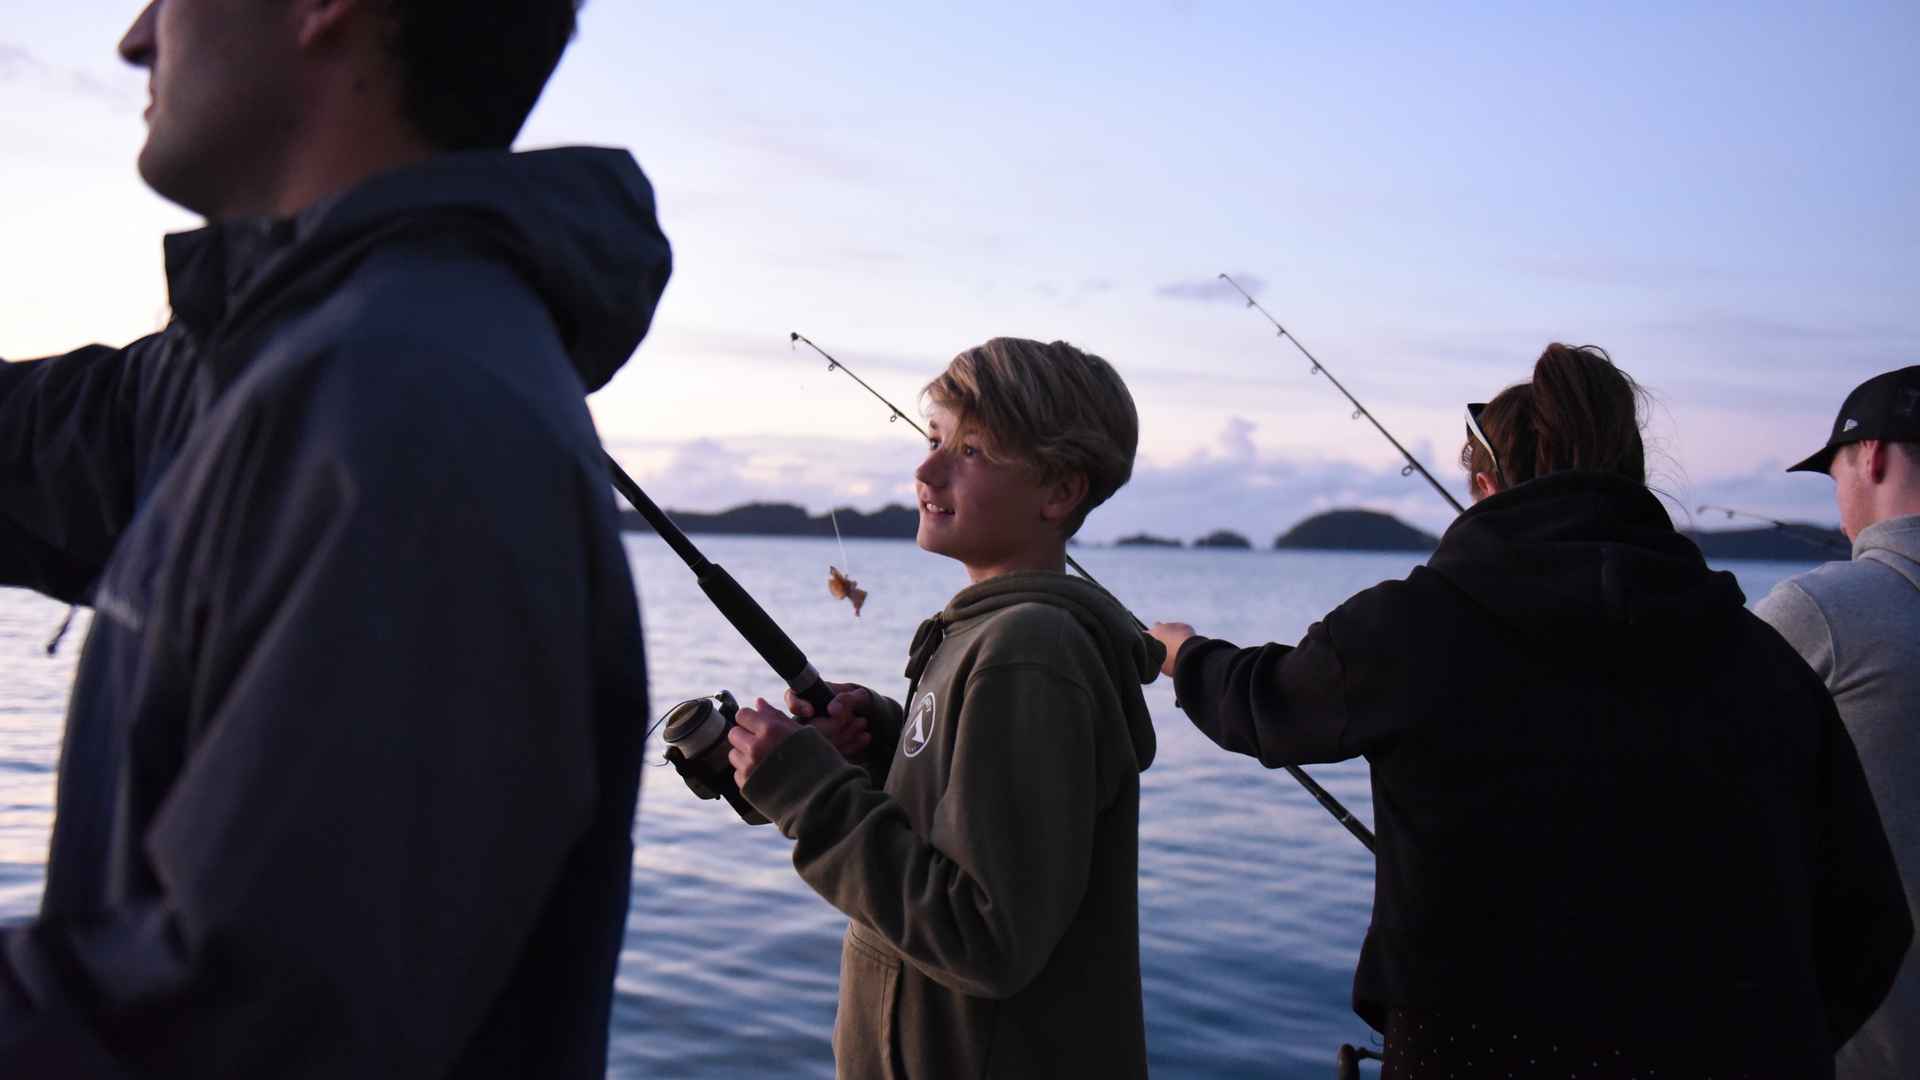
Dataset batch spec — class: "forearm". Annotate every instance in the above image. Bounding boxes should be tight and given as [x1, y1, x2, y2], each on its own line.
[744, 727, 1086, 999]
[1173, 632, 1353, 766]
[0, 344, 147, 596]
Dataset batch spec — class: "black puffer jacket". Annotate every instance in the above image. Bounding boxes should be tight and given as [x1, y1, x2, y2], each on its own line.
[0, 148, 670, 1077]
[1173, 472, 1910, 1076]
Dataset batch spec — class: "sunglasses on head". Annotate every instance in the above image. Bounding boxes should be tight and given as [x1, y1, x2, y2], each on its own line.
[1465, 402, 1502, 482]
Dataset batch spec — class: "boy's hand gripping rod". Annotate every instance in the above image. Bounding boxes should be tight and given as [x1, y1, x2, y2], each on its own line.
[604, 452, 836, 719]
[791, 331, 1375, 854]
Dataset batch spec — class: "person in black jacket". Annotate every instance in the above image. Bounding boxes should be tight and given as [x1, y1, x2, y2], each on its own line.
[0, 2, 670, 1076]
[1150, 344, 1911, 1079]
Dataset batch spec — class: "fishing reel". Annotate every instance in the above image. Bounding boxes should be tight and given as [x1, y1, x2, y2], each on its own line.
[660, 690, 770, 826]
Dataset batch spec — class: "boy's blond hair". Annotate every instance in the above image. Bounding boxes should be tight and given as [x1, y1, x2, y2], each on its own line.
[922, 337, 1138, 537]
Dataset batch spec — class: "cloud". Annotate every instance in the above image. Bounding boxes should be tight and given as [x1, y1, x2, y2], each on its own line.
[607, 419, 1474, 548]
[1155, 273, 1268, 305]
[605, 435, 921, 518]
[607, 418, 1850, 554]
[0, 42, 136, 109]
[1218, 416, 1258, 461]
[1098, 423, 1464, 545]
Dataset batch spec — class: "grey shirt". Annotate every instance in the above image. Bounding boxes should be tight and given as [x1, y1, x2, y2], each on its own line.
[1756, 514, 1920, 1080]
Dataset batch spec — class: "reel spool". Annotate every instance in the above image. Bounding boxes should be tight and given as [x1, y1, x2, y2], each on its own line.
[660, 690, 768, 825]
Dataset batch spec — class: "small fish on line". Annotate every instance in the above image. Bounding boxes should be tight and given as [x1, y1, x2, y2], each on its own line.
[827, 566, 867, 617]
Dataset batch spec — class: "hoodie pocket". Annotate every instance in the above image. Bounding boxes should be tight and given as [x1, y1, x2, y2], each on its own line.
[836, 924, 904, 1080]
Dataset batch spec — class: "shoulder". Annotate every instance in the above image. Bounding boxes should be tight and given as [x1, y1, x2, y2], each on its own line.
[292, 248, 567, 389]
[241, 260, 587, 463]
[1321, 571, 1450, 648]
[1753, 574, 1828, 627]
[969, 602, 1094, 656]
[963, 603, 1102, 685]
[1772, 558, 1889, 605]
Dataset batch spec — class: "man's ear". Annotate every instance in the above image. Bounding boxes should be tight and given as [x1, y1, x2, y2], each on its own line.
[293, 0, 367, 49]
[1866, 440, 1890, 484]
[1041, 472, 1090, 528]
[1471, 472, 1500, 501]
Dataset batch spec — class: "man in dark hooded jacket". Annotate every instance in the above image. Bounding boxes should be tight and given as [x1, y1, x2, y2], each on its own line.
[0, 2, 669, 1075]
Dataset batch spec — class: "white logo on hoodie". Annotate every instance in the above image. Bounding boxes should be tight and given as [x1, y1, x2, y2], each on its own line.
[902, 691, 937, 758]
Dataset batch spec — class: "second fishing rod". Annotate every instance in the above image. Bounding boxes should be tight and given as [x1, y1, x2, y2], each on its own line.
[1215, 279, 1851, 566]
[792, 331, 1377, 855]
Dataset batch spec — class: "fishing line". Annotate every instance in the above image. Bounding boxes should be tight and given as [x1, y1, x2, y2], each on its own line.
[792, 331, 1376, 853]
[1217, 273, 1466, 516]
[829, 506, 851, 576]
[789, 331, 1146, 630]
[1696, 504, 1849, 555]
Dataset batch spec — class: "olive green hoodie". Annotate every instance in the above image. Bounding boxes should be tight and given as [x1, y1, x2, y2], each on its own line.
[743, 571, 1161, 1079]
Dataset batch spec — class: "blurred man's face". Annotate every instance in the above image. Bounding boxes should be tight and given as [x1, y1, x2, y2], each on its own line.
[119, 0, 306, 219]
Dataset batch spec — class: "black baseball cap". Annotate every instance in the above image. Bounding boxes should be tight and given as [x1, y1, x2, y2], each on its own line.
[1788, 365, 1920, 474]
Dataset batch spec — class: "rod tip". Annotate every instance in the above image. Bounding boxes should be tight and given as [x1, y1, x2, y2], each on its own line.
[789, 331, 800, 341]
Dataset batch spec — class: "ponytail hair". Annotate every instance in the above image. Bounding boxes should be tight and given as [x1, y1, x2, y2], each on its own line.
[1460, 344, 1647, 488]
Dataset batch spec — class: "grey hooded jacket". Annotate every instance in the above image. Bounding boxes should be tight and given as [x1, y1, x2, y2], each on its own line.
[0, 148, 670, 1077]
[1757, 514, 1920, 1080]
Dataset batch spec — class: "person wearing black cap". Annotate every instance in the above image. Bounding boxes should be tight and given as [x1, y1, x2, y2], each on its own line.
[1755, 365, 1920, 1080]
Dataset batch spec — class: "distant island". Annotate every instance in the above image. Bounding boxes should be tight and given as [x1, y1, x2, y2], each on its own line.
[1193, 529, 1252, 549]
[1275, 510, 1440, 552]
[618, 501, 918, 539]
[614, 500, 1847, 563]
[1682, 525, 1847, 562]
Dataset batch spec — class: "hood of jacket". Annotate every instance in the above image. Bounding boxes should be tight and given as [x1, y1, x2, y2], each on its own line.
[162, 146, 672, 392]
[906, 570, 1161, 771]
[1853, 513, 1920, 591]
[1426, 471, 1746, 643]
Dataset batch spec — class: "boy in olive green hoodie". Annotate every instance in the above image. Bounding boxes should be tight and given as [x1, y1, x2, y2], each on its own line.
[730, 338, 1162, 1079]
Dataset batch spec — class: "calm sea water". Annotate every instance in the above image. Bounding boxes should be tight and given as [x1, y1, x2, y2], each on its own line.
[0, 538, 1811, 1078]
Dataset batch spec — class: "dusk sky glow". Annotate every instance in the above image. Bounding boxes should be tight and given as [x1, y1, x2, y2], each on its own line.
[4, 3, 1914, 542]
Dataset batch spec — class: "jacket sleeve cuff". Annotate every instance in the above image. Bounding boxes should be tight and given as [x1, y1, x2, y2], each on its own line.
[864, 694, 906, 764]
[1171, 635, 1227, 708]
[741, 726, 855, 836]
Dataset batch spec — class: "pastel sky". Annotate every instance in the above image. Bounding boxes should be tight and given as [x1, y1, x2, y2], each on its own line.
[4, 3, 1914, 543]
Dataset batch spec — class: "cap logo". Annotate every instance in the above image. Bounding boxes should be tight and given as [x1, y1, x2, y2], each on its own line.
[1842, 418, 1860, 432]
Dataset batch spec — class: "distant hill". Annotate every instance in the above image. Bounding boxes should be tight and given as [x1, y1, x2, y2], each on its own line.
[613, 500, 1846, 564]
[1275, 510, 1439, 552]
[1116, 533, 1183, 548]
[619, 501, 918, 539]
[1683, 525, 1848, 562]
[1193, 529, 1253, 549]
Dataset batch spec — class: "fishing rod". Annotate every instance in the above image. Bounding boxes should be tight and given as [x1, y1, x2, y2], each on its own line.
[605, 452, 835, 716]
[1217, 273, 1466, 516]
[1696, 504, 1850, 555]
[789, 332, 1145, 630]
[793, 331, 1376, 854]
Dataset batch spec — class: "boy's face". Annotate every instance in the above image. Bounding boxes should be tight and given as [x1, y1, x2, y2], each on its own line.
[915, 404, 1066, 582]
